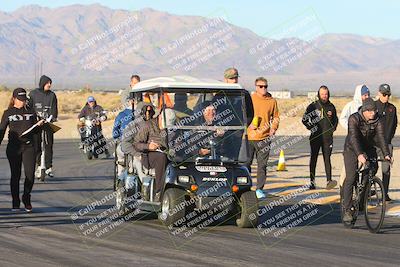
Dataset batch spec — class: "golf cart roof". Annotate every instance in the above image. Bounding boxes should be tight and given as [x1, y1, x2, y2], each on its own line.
[131, 76, 244, 93]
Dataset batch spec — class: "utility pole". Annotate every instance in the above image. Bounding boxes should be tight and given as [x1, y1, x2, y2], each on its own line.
[34, 58, 37, 87]
[40, 56, 43, 77]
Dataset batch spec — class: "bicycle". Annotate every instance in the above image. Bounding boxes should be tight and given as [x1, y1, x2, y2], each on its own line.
[341, 158, 387, 233]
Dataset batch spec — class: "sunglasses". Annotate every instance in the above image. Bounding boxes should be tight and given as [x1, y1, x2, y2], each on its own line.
[382, 93, 390, 97]
[256, 85, 268, 88]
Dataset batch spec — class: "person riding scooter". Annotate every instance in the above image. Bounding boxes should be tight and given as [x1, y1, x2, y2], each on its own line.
[78, 96, 110, 158]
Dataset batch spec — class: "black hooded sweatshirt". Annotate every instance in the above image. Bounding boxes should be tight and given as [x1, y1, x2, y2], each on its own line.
[302, 89, 338, 141]
[375, 99, 397, 144]
[28, 75, 58, 122]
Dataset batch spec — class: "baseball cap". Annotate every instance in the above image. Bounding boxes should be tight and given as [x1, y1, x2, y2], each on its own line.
[87, 96, 96, 102]
[13, 88, 28, 101]
[362, 98, 377, 112]
[224, 67, 239, 79]
[379, 84, 391, 96]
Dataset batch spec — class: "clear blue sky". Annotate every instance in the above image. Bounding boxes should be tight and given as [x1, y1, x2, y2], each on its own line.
[1, 0, 399, 39]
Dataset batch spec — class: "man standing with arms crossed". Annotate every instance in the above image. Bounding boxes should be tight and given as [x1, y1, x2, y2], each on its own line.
[246, 77, 279, 199]
[302, 86, 338, 190]
[375, 84, 397, 201]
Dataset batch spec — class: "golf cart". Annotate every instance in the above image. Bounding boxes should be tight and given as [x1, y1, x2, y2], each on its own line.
[114, 76, 258, 228]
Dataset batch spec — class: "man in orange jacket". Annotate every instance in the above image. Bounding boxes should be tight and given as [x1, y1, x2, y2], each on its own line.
[246, 77, 279, 199]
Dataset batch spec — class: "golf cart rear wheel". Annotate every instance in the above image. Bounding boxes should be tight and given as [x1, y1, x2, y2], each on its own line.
[115, 181, 126, 215]
[113, 157, 118, 191]
[236, 191, 258, 228]
[159, 188, 187, 227]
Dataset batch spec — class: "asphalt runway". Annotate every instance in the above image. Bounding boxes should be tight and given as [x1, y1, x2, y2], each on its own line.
[1, 138, 400, 266]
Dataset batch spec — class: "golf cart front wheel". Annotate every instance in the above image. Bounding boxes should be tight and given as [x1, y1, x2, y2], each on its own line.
[236, 191, 258, 228]
[159, 188, 187, 227]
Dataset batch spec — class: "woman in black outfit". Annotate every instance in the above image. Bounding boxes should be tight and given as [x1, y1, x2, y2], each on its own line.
[0, 88, 44, 212]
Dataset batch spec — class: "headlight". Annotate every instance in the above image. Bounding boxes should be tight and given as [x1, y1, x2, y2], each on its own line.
[178, 175, 190, 183]
[237, 176, 248, 184]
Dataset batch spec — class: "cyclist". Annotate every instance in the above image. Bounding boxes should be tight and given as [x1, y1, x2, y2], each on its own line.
[342, 98, 391, 223]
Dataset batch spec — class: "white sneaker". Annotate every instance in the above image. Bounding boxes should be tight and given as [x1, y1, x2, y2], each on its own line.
[45, 168, 54, 177]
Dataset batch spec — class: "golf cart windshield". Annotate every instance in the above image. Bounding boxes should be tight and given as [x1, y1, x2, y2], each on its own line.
[152, 89, 248, 165]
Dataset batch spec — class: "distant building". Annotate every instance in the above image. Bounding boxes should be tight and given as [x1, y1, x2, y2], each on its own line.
[269, 91, 293, 99]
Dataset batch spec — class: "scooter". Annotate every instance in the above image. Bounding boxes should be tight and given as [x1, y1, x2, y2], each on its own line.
[80, 111, 108, 160]
[36, 115, 53, 182]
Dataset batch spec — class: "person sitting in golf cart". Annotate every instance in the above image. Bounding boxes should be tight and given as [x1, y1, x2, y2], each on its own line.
[132, 102, 168, 201]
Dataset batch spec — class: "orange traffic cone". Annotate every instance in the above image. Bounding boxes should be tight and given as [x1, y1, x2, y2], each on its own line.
[276, 150, 287, 171]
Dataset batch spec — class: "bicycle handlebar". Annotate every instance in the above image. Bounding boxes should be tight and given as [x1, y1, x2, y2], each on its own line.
[357, 158, 391, 173]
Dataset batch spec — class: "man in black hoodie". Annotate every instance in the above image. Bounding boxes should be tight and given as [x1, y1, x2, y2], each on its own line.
[302, 85, 338, 190]
[375, 84, 397, 201]
[28, 75, 58, 178]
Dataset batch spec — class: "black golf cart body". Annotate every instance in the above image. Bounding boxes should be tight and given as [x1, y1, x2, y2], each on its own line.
[115, 76, 258, 228]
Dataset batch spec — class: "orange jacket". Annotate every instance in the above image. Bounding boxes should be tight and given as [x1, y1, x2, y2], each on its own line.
[143, 93, 173, 109]
[247, 92, 280, 141]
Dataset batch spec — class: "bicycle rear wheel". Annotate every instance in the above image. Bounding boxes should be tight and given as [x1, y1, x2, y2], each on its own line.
[364, 177, 386, 233]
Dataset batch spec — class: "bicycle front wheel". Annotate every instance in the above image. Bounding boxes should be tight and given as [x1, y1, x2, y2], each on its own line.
[364, 177, 386, 233]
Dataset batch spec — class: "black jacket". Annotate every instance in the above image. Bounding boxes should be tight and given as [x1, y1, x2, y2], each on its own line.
[375, 100, 397, 144]
[0, 106, 39, 146]
[344, 110, 390, 157]
[302, 97, 338, 140]
[28, 75, 58, 121]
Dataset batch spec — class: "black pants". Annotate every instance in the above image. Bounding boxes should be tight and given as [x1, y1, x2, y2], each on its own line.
[309, 137, 333, 183]
[6, 144, 36, 207]
[245, 139, 271, 190]
[36, 129, 54, 169]
[377, 144, 393, 197]
[343, 149, 377, 210]
[142, 152, 167, 193]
